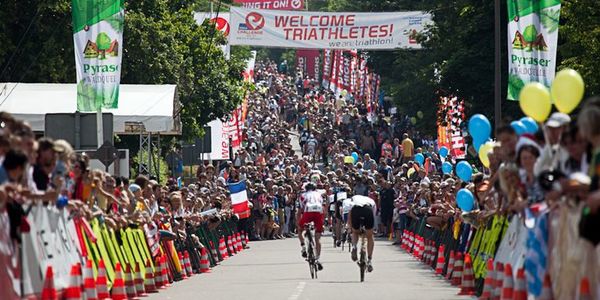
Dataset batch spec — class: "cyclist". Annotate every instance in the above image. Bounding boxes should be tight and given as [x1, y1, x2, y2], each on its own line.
[297, 182, 326, 270]
[348, 195, 376, 272]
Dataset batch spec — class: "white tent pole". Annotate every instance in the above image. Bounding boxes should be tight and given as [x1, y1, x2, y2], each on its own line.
[96, 108, 103, 147]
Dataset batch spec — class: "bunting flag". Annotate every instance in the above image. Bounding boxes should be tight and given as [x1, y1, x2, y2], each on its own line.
[322, 49, 332, 89]
[228, 181, 251, 219]
[329, 50, 340, 94]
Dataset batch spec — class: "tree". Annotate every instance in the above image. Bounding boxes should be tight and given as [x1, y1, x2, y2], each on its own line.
[0, 0, 249, 140]
[96, 32, 111, 59]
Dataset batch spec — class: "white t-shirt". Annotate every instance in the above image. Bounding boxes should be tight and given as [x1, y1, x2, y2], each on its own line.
[351, 195, 376, 208]
[342, 198, 354, 214]
[301, 190, 325, 213]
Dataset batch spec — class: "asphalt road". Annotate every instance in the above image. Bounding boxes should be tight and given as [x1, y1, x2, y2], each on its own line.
[146, 234, 475, 300]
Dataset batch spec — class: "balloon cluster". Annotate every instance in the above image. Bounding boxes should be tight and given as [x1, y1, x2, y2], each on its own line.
[519, 69, 585, 122]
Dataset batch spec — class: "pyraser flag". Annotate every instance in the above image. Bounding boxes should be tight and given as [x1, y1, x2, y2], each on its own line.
[506, 0, 560, 100]
[228, 181, 251, 219]
[73, 0, 124, 111]
[229, 8, 431, 50]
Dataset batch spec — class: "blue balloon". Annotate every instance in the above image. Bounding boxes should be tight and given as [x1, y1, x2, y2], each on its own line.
[351, 152, 359, 162]
[456, 161, 473, 182]
[468, 114, 492, 144]
[415, 153, 425, 165]
[456, 188, 475, 212]
[520, 117, 539, 134]
[442, 161, 453, 174]
[511, 121, 527, 136]
[439, 146, 449, 158]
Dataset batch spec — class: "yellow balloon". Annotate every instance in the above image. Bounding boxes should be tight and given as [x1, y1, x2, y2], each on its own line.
[552, 69, 585, 114]
[478, 141, 495, 168]
[407, 168, 415, 177]
[344, 156, 354, 164]
[519, 82, 552, 122]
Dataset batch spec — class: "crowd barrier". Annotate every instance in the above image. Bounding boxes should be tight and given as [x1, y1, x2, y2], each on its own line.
[400, 202, 599, 299]
[0, 203, 249, 299]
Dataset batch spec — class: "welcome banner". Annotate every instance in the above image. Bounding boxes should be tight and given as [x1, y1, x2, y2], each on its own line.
[234, 0, 304, 10]
[229, 7, 431, 50]
[506, 0, 560, 100]
[72, 0, 124, 111]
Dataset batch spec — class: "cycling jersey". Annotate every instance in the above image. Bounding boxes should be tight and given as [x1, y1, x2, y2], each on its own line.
[301, 190, 325, 213]
[351, 195, 376, 208]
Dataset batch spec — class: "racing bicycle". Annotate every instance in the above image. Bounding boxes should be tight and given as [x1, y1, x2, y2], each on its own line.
[304, 223, 319, 279]
[357, 221, 368, 282]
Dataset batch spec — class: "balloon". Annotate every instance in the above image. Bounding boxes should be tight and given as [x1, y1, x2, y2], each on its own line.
[442, 161, 453, 174]
[341, 89, 348, 97]
[439, 146, 449, 158]
[468, 114, 492, 144]
[510, 121, 527, 136]
[519, 82, 552, 122]
[456, 189, 475, 212]
[410, 117, 417, 125]
[473, 139, 485, 152]
[519, 117, 539, 134]
[351, 152, 359, 163]
[407, 168, 415, 178]
[415, 153, 425, 166]
[417, 111, 424, 119]
[344, 156, 354, 164]
[552, 68, 585, 114]
[456, 161, 473, 182]
[478, 141, 495, 168]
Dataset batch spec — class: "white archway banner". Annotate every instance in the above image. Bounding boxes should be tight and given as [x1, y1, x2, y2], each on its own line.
[228, 7, 431, 50]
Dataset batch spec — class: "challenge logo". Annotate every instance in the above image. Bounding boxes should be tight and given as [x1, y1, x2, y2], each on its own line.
[244, 12, 265, 30]
[211, 16, 230, 37]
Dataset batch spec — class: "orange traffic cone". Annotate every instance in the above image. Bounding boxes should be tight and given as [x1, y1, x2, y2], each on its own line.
[96, 260, 110, 300]
[178, 252, 188, 280]
[124, 264, 138, 299]
[228, 235, 236, 255]
[579, 277, 592, 300]
[209, 241, 219, 265]
[219, 237, 229, 260]
[446, 250, 455, 280]
[236, 233, 243, 252]
[111, 263, 127, 300]
[244, 231, 249, 246]
[458, 253, 476, 296]
[493, 262, 504, 300]
[63, 265, 82, 300]
[538, 272, 553, 300]
[479, 259, 495, 300]
[501, 263, 514, 300]
[435, 244, 445, 275]
[513, 268, 527, 300]
[133, 263, 147, 297]
[154, 256, 164, 289]
[184, 251, 193, 277]
[200, 247, 211, 273]
[160, 256, 171, 287]
[408, 232, 414, 252]
[144, 258, 158, 293]
[40, 266, 57, 300]
[451, 252, 463, 286]
[83, 259, 98, 300]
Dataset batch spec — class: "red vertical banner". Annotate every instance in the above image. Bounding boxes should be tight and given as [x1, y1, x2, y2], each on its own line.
[329, 50, 339, 94]
[296, 49, 321, 80]
[349, 50, 358, 94]
[322, 49, 332, 89]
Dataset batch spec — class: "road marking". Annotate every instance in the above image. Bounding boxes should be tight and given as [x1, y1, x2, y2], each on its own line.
[288, 281, 306, 300]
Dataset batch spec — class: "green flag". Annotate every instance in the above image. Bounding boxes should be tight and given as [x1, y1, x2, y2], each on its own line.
[72, 0, 124, 111]
[506, 0, 561, 101]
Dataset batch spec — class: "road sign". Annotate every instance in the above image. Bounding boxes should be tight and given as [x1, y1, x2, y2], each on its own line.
[96, 141, 119, 168]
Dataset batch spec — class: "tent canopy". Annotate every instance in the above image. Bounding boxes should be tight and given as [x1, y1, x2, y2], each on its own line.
[0, 83, 180, 134]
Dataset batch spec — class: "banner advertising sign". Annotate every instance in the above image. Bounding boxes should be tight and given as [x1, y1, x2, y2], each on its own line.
[234, 0, 304, 10]
[229, 7, 431, 49]
[208, 119, 230, 160]
[296, 49, 320, 80]
[506, 0, 560, 100]
[322, 49, 332, 88]
[194, 12, 231, 58]
[72, 0, 124, 112]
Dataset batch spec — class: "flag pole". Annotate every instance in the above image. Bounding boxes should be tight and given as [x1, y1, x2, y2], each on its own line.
[494, 0, 502, 132]
[97, 108, 103, 147]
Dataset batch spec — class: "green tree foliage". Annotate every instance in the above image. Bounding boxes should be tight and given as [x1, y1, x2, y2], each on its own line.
[131, 148, 169, 184]
[0, 0, 249, 139]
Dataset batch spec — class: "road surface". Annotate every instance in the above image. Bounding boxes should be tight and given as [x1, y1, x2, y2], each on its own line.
[146, 234, 474, 300]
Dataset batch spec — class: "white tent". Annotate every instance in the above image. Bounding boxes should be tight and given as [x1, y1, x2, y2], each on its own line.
[0, 83, 180, 134]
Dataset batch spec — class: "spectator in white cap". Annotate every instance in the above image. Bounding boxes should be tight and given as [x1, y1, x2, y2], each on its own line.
[534, 112, 571, 176]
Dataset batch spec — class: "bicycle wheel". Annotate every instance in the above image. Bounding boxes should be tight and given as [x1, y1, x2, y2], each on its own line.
[310, 262, 315, 279]
[359, 250, 366, 282]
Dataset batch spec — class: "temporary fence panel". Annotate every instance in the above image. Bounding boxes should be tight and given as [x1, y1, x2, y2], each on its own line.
[494, 215, 527, 283]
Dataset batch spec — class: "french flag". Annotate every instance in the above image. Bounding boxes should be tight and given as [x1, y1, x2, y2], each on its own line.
[229, 180, 251, 219]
